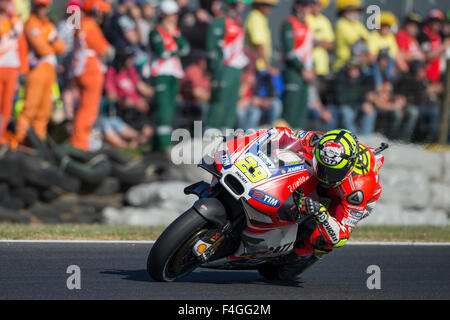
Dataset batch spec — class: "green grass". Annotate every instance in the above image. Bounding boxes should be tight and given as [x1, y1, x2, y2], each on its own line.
[349, 225, 450, 242]
[0, 224, 165, 241]
[0, 224, 449, 242]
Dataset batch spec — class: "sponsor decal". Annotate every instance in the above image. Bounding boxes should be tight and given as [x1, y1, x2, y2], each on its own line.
[287, 176, 308, 193]
[320, 141, 344, 166]
[249, 189, 281, 207]
[220, 150, 232, 169]
[316, 211, 328, 224]
[349, 209, 363, 220]
[296, 130, 307, 139]
[343, 217, 359, 228]
[346, 204, 365, 210]
[196, 243, 207, 254]
[322, 220, 339, 243]
[257, 151, 275, 168]
[286, 163, 305, 173]
[343, 210, 362, 228]
[209, 233, 221, 242]
[234, 170, 248, 184]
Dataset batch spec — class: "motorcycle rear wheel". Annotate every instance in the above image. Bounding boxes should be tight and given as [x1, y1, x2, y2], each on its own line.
[147, 208, 209, 282]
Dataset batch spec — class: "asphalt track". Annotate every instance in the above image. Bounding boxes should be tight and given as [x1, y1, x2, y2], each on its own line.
[0, 241, 449, 300]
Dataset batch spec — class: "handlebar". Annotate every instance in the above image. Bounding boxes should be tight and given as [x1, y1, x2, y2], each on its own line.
[373, 142, 389, 156]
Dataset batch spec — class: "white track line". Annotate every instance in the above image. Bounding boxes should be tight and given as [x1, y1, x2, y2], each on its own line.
[0, 239, 156, 244]
[0, 240, 449, 246]
[347, 241, 450, 246]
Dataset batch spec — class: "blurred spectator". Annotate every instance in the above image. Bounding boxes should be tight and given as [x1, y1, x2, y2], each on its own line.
[368, 81, 407, 140]
[333, 0, 369, 72]
[305, 0, 334, 79]
[444, 11, 450, 38]
[105, 46, 153, 115]
[305, 0, 335, 131]
[372, 49, 396, 88]
[102, 46, 154, 148]
[367, 52, 410, 140]
[307, 84, 337, 132]
[367, 12, 408, 86]
[418, 9, 450, 83]
[136, 0, 158, 48]
[0, 0, 28, 144]
[57, 1, 82, 121]
[178, 0, 222, 66]
[205, 0, 250, 130]
[396, 12, 425, 66]
[95, 100, 149, 149]
[16, 0, 66, 143]
[105, 0, 140, 48]
[198, 0, 223, 20]
[71, 0, 115, 151]
[236, 66, 258, 130]
[368, 11, 408, 78]
[351, 39, 373, 76]
[150, 0, 189, 151]
[395, 60, 442, 142]
[12, 0, 30, 21]
[245, 0, 278, 74]
[175, 0, 189, 19]
[441, 12, 450, 74]
[179, 52, 211, 130]
[253, 70, 284, 127]
[280, 0, 314, 129]
[336, 59, 377, 136]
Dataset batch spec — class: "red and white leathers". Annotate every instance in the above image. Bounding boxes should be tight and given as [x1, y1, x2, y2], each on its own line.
[274, 127, 383, 256]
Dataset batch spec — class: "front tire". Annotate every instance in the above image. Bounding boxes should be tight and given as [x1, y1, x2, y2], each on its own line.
[147, 208, 209, 282]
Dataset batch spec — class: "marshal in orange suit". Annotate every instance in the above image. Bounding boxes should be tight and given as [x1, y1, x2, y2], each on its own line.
[15, 0, 66, 142]
[0, 0, 28, 144]
[71, 0, 114, 151]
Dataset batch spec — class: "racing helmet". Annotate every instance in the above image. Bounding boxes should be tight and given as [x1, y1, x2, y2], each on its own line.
[313, 129, 360, 188]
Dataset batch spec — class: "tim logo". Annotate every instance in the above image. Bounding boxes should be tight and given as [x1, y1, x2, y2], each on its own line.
[220, 150, 232, 169]
[249, 189, 281, 207]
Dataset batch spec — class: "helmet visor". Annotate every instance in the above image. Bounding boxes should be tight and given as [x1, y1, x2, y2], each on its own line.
[313, 156, 352, 187]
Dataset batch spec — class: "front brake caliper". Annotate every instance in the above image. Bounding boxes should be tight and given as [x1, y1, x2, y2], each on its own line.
[192, 223, 231, 262]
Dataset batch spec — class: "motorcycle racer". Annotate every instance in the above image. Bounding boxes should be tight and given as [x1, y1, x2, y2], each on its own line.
[271, 127, 384, 279]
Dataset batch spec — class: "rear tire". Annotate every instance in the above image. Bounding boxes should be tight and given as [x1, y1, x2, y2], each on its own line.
[147, 208, 209, 282]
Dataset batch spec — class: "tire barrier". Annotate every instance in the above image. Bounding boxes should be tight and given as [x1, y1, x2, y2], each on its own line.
[0, 129, 151, 222]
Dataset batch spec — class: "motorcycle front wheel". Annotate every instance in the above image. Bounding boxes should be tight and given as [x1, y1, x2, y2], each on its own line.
[147, 207, 209, 282]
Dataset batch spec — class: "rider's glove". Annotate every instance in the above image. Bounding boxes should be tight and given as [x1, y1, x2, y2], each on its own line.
[298, 197, 329, 225]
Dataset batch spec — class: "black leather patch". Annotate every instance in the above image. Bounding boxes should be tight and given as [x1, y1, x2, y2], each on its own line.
[347, 190, 364, 205]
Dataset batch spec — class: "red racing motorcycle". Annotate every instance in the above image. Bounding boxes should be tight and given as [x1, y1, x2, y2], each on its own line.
[147, 129, 387, 282]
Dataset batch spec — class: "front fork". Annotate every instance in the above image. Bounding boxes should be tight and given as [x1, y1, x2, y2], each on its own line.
[192, 222, 232, 262]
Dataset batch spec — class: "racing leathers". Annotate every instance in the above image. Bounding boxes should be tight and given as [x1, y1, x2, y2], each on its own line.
[275, 127, 383, 256]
